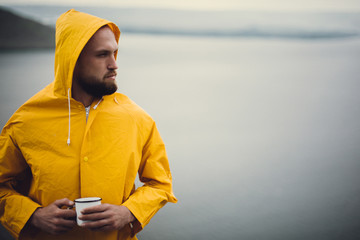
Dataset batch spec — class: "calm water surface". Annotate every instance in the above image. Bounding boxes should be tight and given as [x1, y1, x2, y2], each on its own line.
[1, 34, 360, 239]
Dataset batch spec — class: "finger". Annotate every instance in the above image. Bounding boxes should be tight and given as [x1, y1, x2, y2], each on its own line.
[87, 221, 125, 232]
[56, 209, 77, 219]
[81, 218, 109, 229]
[54, 198, 74, 208]
[48, 220, 76, 235]
[81, 204, 107, 214]
[56, 218, 77, 229]
[79, 211, 109, 221]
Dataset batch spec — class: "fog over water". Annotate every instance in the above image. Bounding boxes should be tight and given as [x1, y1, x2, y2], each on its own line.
[1, 6, 360, 240]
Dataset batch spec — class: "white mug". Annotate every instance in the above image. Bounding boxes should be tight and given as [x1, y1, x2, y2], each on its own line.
[74, 197, 102, 225]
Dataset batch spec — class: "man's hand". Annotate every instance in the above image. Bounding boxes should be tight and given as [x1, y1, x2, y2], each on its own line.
[29, 198, 76, 235]
[79, 204, 135, 231]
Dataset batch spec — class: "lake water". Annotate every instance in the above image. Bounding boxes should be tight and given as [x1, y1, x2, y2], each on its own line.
[1, 34, 360, 239]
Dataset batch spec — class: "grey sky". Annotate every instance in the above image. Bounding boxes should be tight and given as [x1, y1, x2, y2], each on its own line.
[1, 0, 360, 11]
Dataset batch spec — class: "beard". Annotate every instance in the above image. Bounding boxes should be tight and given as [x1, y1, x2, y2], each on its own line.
[76, 72, 118, 98]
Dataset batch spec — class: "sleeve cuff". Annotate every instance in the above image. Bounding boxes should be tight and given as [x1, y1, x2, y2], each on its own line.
[9, 198, 41, 239]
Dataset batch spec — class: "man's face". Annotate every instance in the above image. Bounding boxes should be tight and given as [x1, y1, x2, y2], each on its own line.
[73, 26, 118, 98]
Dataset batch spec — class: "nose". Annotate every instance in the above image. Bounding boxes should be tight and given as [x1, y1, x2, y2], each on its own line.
[108, 54, 118, 70]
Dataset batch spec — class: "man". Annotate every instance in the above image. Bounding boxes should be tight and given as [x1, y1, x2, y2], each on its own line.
[0, 9, 176, 240]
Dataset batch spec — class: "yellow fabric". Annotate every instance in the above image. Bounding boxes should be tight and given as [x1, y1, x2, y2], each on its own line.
[0, 9, 176, 240]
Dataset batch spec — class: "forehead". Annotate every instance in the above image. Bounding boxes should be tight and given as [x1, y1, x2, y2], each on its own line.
[83, 26, 118, 52]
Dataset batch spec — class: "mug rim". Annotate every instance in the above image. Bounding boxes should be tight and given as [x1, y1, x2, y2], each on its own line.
[75, 197, 102, 203]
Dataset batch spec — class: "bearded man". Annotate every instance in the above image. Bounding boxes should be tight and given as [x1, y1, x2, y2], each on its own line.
[0, 9, 176, 240]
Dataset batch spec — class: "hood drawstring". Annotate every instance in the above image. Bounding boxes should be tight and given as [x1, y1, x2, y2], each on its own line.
[114, 96, 119, 104]
[67, 88, 71, 146]
[93, 98, 103, 109]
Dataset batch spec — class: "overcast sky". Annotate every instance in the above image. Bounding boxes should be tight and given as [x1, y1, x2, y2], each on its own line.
[1, 0, 360, 11]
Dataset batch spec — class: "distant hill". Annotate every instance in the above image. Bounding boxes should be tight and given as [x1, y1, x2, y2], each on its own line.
[0, 7, 55, 49]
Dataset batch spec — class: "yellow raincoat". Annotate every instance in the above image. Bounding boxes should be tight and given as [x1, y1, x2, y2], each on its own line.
[0, 9, 176, 240]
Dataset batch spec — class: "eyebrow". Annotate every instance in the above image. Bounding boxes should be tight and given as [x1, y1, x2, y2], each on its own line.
[95, 48, 118, 53]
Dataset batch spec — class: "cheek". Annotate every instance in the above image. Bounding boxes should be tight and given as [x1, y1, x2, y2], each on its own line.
[91, 59, 107, 71]
[80, 61, 100, 76]
[77, 58, 107, 78]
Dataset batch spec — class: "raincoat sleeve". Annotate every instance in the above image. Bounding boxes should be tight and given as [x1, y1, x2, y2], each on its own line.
[0, 126, 41, 239]
[122, 122, 177, 234]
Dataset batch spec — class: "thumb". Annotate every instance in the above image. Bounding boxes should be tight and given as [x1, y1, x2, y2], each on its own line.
[53, 198, 74, 208]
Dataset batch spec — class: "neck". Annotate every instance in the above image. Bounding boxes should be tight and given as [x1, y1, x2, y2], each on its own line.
[71, 79, 95, 107]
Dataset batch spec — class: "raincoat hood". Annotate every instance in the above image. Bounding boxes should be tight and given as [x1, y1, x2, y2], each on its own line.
[54, 9, 120, 97]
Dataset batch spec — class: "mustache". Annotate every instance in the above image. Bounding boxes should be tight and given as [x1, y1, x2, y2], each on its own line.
[104, 71, 117, 78]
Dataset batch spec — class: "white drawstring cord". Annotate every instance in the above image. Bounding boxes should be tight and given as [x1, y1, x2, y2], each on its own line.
[93, 98, 103, 109]
[67, 88, 71, 146]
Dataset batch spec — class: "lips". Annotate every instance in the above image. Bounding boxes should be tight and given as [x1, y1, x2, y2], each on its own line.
[104, 72, 117, 79]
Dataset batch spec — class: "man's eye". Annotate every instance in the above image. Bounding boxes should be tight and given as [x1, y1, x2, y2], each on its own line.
[98, 53, 108, 57]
